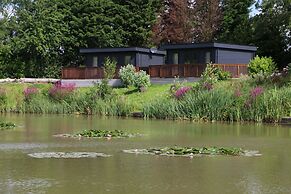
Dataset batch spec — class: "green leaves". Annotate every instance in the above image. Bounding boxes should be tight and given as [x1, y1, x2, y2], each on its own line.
[0, 0, 160, 78]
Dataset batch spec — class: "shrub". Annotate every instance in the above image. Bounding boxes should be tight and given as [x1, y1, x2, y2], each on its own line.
[119, 64, 151, 90]
[201, 64, 231, 84]
[23, 87, 39, 102]
[119, 64, 136, 87]
[103, 57, 117, 80]
[248, 56, 276, 76]
[269, 64, 291, 86]
[43, 64, 61, 78]
[92, 80, 114, 100]
[91, 58, 117, 100]
[49, 81, 76, 101]
[134, 70, 151, 90]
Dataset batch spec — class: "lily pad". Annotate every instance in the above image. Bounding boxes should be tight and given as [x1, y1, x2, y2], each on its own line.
[0, 122, 16, 130]
[123, 146, 261, 157]
[54, 129, 139, 139]
[28, 152, 111, 159]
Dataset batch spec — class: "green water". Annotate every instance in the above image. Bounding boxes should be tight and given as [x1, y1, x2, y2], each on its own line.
[0, 114, 291, 194]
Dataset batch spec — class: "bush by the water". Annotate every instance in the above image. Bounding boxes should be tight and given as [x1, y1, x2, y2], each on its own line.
[248, 56, 276, 76]
[119, 64, 151, 90]
[119, 64, 136, 87]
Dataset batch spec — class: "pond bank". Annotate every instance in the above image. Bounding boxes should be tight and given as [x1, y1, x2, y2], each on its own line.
[0, 80, 290, 123]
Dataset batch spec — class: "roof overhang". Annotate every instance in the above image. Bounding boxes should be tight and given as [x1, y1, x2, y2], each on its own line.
[160, 42, 257, 52]
[80, 47, 166, 55]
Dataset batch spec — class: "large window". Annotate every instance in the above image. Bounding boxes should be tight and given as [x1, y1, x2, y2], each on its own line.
[205, 52, 211, 63]
[92, 56, 98, 67]
[124, 55, 132, 65]
[172, 52, 179, 64]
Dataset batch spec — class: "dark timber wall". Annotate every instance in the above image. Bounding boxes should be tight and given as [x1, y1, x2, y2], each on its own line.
[216, 49, 256, 64]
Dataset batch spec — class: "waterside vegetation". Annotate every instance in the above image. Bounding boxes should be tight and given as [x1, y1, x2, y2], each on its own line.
[123, 146, 261, 157]
[0, 62, 290, 123]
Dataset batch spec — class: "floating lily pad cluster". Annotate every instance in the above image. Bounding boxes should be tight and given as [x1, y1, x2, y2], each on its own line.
[76, 129, 135, 138]
[123, 146, 255, 157]
[0, 121, 16, 130]
[28, 152, 111, 159]
[54, 129, 138, 139]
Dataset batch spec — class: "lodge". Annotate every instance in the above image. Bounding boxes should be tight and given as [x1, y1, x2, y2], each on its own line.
[62, 42, 257, 79]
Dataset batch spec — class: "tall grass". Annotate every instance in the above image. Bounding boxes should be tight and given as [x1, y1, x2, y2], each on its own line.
[143, 86, 291, 122]
[21, 92, 134, 116]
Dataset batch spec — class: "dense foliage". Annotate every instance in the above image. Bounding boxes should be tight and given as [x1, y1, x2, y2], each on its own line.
[0, 0, 290, 78]
[248, 56, 277, 76]
[0, 0, 160, 78]
[119, 64, 151, 90]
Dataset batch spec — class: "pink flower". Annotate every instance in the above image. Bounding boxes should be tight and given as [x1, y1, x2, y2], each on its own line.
[250, 87, 264, 98]
[49, 82, 76, 100]
[174, 86, 192, 99]
[23, 87, 39, 101]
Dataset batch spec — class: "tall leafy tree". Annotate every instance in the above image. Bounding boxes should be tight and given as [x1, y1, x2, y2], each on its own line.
[0, 0, 161, 77]
[252, 0, 291, 68]
[152, 0, 192, 45]
[218, 0, 255, 44]
[113, 0, 161, 47]
[191, 0, 222, 42]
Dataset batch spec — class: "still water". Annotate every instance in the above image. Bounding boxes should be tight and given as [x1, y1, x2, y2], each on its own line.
[0, 114, 291, 194]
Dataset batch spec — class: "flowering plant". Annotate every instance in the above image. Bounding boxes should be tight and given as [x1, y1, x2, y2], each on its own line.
[23, 87, 39, 102]
[49, 81, 76, 101]
[174, 86, 192, 99]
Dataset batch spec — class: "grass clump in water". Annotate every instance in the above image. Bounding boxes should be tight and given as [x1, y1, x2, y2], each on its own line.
[0, 121, 16, 130]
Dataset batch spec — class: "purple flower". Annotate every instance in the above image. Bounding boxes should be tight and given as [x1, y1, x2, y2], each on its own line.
[49, 82, 76, 100]
[203, 82, 213, 91]
[174, 86, 192, 99]
[24, 87, 39, 101]
[250, 87, 264, 98]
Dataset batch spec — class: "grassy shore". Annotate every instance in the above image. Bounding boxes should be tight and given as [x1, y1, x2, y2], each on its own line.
[0, 78, 290, 123]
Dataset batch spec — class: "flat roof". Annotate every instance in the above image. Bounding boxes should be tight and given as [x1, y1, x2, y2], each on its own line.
[80, 47, 166, 55]
[160, 42, 257, 51]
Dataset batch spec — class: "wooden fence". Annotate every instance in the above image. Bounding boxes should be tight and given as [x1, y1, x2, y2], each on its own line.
[62, 64, 248, 79]
[61, 67, 140, 79]
[149, 64, 248, 78]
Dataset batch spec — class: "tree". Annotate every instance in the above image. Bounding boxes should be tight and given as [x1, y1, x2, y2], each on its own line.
[252, 0, 291, 68]
[0, 0, 161, 78]
[191, 0, 222, 42]
[218, 0, 255, 44]
[112, 0, 161, 47]
[152, 0, 192, 45]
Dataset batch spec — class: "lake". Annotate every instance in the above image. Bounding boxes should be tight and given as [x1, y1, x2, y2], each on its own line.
[0, 114, 291, 194]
